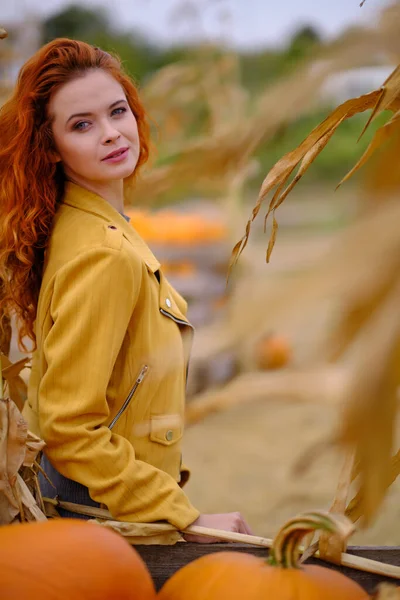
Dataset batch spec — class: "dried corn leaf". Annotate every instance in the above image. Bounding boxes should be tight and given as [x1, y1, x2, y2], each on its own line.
[23, 431, 45, 468]
[373, 584, 400, 600]
[5, 398, 27, 486]
[346, 450, 400, 523]
[15, 473, 46, 522]
[339, 109, 400, 188]
[93, 519, 183, 545]
[267, 123, 344, 218]
[319, 453, 354, 564]
[266, 215, 278, 263]
[0, 398, 25, 523]
[230, 91, 381, 271]
[326, 261, 400, 363]
[1, 355, 29, 411]
[0, 397, 46, 524]
[233, 59, 400, 269]
[0, 400, 19, 523]
[339, 278, 400, 525]
[360, 65, 400, 135]
[6, 376, 27, 412]
[0, 311, 11, 356]
[1, 356, 29, 379]
[364, 124, 400, 194]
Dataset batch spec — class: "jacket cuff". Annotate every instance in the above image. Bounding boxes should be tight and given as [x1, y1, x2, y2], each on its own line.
[171, 505, 200, 530]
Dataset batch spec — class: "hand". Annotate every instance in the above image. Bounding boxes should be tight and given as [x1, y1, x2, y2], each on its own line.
[183, 512, 253, 544]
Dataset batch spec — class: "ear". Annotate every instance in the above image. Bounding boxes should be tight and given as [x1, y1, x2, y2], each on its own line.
[48, 150, 62, 164]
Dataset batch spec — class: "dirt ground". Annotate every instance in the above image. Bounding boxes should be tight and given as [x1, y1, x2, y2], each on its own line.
[183, 397, 400, 545]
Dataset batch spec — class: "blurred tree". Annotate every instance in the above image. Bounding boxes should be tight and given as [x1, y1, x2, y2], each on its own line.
[42, 5, 110, 42]
[41, 5, 162, 83]
[239, 49, 282, 92]
[239, 25, 322, 92]
[283, 24, 322, 71]
[287, 25, 321, 56]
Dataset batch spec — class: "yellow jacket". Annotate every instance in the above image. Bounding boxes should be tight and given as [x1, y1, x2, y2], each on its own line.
[23, 181, 200, 529]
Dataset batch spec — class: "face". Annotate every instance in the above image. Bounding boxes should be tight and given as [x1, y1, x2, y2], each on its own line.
[49, 69, 140, 185]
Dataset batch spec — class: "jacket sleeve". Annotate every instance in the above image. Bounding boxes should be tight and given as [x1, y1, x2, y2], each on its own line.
[38, 245, 199, 529]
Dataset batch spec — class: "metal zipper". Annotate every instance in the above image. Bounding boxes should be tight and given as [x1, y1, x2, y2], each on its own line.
[109, 365, 149, 430]
[160, 309, 194, 330]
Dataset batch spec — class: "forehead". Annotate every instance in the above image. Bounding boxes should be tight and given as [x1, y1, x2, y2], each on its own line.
[49, 70, 126, 118]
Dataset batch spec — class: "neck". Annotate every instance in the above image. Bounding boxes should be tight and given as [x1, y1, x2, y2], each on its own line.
[65, 174, 125, 213]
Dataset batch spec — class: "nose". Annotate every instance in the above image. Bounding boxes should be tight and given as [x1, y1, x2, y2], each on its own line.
[101, 120, 121, 145]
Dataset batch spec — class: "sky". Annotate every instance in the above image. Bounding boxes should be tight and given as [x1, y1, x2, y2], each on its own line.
[1, 0, 393, 49]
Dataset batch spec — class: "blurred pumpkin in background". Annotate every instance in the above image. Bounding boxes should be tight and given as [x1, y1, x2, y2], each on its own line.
[254, 332, 292, 370]
[0, 519, 156, 600]
[125, 208, 228, 245]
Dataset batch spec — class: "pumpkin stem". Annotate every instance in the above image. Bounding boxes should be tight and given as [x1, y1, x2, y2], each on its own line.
[269, 510, 355, 569]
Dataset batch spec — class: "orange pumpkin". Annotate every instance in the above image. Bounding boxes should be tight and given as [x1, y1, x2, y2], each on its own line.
[125, 208, 228, 246]
[0, 518, 156, 600]
[158, 511, 369, 600]
[254, 332, 292, 370]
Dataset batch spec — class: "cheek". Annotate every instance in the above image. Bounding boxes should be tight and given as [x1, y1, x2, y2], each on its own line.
[53, 130, 97, 166]
[126, 114, 140, 142]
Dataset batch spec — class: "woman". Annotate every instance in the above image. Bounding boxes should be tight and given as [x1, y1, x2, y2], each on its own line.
[0, 38, 251, 540]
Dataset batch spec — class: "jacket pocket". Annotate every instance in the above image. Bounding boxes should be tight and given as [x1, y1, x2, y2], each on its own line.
[109, 365, 149, 430]
[149, 413, 183, 446]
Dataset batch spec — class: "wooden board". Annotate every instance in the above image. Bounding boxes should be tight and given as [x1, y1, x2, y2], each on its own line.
[136, 544, 400, 593]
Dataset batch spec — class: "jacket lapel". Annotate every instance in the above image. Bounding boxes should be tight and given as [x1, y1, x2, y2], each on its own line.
[62, 182, 160, 272]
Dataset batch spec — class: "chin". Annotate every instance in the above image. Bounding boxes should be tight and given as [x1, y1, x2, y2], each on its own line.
[102, 161, 137, 181]
[120, 163, 138, 180]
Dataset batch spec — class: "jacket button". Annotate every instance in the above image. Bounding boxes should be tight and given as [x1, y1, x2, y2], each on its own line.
[165, 430, 173, 441]
[165, 298, 172, 308]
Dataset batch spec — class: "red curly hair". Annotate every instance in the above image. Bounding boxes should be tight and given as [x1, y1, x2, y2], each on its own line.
[0, 38, 150, 351]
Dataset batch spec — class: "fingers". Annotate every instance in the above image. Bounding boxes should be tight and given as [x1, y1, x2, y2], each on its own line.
[183, 512, 253, 543]
[231, 512, 253, 536]
[242, 521, 254, 536]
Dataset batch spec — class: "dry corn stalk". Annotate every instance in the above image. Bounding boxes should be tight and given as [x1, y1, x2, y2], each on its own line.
[299, 452, 355, 565]
[338, 277, 400, 524]
[1, 354, 29, 411]
[227, 35, 400, 525]
[325, 259, 400, 363]
[230, 67, 400, 274]
[318, 452, 355, 563]
[346, 450, 400, 523]
[373, 584, 400, 599]
[0, 395, 46, 524]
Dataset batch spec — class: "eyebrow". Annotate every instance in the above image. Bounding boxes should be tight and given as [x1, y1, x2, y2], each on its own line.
[66, 99, 127, 125]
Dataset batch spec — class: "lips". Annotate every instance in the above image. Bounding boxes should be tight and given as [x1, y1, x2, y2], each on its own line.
[102, 147, 129, 160]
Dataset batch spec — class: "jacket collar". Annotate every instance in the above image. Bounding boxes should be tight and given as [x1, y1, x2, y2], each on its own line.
[62, 181, 161, 272]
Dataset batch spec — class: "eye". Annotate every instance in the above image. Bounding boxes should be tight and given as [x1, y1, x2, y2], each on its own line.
[72, 107, 126, 131]
[112, 107, 127, 116]
[73, 121, 90, 131]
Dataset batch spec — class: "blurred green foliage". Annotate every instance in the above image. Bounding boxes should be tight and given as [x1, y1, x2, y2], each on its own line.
[254, 110, 389, 190]
[42, 5, 387, 186]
